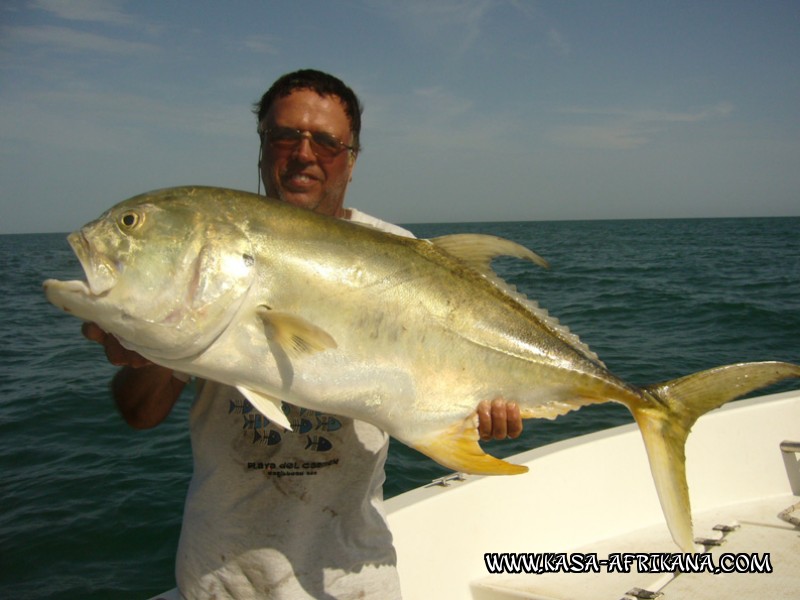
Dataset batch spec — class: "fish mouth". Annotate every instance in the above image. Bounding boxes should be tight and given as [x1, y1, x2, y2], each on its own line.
[42, 278, 92, 315]
[67, 230, 117, 296]
[42, 232, 98, 311]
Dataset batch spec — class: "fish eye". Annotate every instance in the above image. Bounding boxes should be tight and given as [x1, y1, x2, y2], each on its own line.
[119, 211, 140, 230]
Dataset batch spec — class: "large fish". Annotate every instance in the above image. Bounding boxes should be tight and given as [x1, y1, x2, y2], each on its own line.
[44, 186, 799, 552]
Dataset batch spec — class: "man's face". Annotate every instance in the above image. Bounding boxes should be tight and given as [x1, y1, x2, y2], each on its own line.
[260, 89, 356, 217]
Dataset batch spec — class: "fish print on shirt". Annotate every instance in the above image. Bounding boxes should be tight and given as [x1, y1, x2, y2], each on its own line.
[228, 396, 345, 480]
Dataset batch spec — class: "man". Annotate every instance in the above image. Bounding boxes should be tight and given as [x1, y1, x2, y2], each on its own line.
[84, 69, 522, 599]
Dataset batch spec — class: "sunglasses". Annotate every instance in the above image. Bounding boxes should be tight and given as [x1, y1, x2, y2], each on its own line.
[262, 126, 356, 160]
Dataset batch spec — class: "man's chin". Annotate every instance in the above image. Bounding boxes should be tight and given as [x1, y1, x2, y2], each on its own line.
[280, 192, 320, 211]
[269, 183, 346, 217]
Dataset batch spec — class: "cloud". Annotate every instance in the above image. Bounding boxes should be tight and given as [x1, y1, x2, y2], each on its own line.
[557, 103, 734, 122]
[29, 0, 135, 26]
[412, 86, 474, 120]
[364, 84, 519, 153]
[0, 86, 248, 157]
[371, 0, 495, 55]
[549, 124, 651, 150]
[3, 24, 157, 54]
[242, 34, 280, 55]
[546, 27, 570, 57]
[549, 103, 735, 149]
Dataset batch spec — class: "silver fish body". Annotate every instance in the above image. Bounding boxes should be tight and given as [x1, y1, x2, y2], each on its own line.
[44, 186, 800, 552]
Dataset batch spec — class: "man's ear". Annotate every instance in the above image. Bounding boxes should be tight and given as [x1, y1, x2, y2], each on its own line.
[347, 152, 357, 180]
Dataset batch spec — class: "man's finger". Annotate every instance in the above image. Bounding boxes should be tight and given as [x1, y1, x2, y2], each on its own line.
[490, 398, 508, 440]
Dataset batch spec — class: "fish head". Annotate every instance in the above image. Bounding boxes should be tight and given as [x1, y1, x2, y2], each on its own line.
[44, 188, 257, 361]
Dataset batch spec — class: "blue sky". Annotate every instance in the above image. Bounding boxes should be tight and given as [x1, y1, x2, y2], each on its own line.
[2, 0, 799, 234]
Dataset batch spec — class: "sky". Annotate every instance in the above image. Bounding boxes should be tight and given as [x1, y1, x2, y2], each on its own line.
[1, 0, 799, 234]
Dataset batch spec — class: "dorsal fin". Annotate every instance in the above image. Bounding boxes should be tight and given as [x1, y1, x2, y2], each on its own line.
[500, 286, 605, 368]
[430, 234, 549, 275]
[429, 233, 604, 368]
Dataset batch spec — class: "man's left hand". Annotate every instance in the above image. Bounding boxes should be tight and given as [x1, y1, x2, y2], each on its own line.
[477, 399, 523, 441]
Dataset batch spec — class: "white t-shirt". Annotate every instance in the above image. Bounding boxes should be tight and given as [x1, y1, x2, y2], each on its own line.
[175, 210, 413, 599]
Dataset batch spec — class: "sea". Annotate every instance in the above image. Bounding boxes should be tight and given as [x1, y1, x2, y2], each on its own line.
[2, 217, 799, 599]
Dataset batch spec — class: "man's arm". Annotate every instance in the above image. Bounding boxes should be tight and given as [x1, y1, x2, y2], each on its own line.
[82, 323, 185, 429]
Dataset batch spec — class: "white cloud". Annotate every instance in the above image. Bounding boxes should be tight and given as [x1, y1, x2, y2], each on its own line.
[412, 86, 474, 120]
[242, 34, 280, 55]
[3, 24, 156, 54]
[0, 86, 248, 157]
[29, 0, 135, 26]
[370, 0, 494, 55]
[361, 84, 521, 156]
[549, 103, 735, 149]
[546, 27, 570, 57]
[549, 124, 651, 150]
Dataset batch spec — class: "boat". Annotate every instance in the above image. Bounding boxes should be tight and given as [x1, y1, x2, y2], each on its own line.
[150, 389, 799, 599]
[387, 389, 799, 599]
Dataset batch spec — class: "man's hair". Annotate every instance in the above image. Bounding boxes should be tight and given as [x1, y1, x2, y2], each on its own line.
[253, 69, 363, 153]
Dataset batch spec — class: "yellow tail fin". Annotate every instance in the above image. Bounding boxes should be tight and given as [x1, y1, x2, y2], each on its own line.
[634, 361, 800, 552]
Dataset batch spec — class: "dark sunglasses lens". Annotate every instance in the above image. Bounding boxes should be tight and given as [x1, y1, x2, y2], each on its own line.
[266, 128, 345, 158]
[267, 128, 300, 145]
[311, 133, 342, 154]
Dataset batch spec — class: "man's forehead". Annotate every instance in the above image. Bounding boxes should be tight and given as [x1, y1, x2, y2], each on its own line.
[265, 89, 349, 125]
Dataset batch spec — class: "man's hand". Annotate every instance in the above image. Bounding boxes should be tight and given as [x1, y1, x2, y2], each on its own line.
[477, 399, 523, 441]
[81, 322, 183, 428]
[82, 322, 152, 368]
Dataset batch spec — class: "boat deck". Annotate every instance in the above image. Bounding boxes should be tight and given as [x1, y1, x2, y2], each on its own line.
[471, 493, 799, 599]
[387, 391, 800, 600]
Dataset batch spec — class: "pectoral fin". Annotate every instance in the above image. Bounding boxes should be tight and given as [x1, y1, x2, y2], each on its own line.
[236, 385, 292, 431]
[257, 306, 337, 359]
[413, 416, 528, 476]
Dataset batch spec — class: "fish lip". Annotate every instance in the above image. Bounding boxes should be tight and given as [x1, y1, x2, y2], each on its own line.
[67, 230, 117, 296]
[43, 278, 92, 313]
[43, 278, 91, 296]
[67, 230, 90, 269]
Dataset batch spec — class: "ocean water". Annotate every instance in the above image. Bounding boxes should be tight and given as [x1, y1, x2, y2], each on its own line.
[2, 217, 799, 599]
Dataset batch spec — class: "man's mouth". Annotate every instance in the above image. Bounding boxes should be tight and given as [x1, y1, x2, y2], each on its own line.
[282, 171, 319, 191]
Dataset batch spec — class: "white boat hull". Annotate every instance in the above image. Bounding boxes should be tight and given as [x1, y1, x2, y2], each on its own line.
[386, 390, 800, 599]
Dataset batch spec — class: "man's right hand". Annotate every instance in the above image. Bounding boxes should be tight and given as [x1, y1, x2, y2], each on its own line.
[82, 322, 153, 368]
[81, 322, 184, 429]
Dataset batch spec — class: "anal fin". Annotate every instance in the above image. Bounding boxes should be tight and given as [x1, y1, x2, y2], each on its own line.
[236, 385, 293, 431]
[414, 416, 528, 476]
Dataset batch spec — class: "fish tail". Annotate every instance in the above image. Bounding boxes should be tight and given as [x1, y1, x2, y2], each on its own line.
[633, 361, 800, 552]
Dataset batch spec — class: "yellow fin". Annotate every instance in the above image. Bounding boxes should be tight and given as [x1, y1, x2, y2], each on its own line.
[414, 416, 528, 476]
[257, 307, 337, 359]
[636, 360, 800, 552]
[236, 385, 292, 431]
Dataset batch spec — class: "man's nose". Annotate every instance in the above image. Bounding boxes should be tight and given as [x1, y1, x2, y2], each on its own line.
[292, 135, 316, 162]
